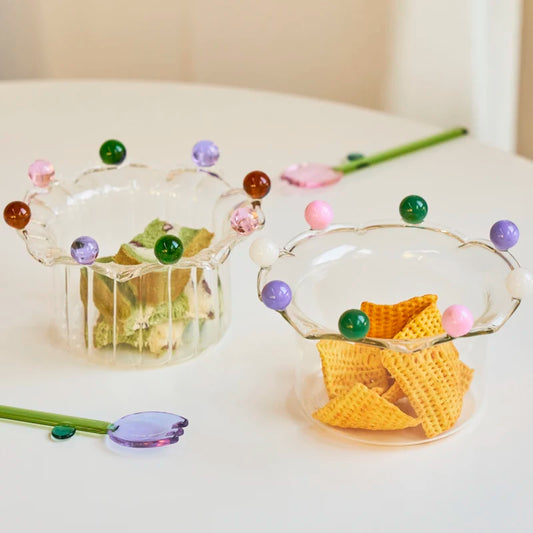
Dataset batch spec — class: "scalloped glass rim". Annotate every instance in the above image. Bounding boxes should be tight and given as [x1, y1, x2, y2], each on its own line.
[18, 164, 263, 281]
[257, 222, 521, 353]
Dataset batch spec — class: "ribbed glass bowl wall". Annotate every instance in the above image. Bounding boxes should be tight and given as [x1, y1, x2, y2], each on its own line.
[20, 165, 264, 367]
[257, 223, 521, 445]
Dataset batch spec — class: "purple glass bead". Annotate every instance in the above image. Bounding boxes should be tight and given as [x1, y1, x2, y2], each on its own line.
[490, 220, 519, 251]
[108, 411, 188, 448]
[70, 236, 99, 265]
[261, 280, 292, 311]
[192, 140, 220, 167]
[230, 206, 260, 235]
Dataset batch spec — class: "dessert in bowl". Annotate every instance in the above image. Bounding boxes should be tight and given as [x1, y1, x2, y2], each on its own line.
[5, 140, 271, 367]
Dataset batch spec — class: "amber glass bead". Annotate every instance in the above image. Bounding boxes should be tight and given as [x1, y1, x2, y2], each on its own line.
[4, 201, 31, 229]
[243, 171, 271, 199]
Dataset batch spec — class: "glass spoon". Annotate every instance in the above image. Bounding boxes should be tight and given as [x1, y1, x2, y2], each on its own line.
[280, 127, 468, 188]
[0, 404, 188, 448]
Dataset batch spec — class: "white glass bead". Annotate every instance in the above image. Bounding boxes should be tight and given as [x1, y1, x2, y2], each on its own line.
[506, 268, 533, 299]
[249, 237, 279, 267]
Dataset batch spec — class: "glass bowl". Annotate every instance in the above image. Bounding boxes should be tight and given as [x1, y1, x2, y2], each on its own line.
[17, 164, 266, 367]
[257, 223, 522, 445]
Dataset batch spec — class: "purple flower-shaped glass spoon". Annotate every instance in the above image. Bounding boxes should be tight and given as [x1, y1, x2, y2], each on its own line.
[108, 411, 188, 448]
[0, 405, 188, 448]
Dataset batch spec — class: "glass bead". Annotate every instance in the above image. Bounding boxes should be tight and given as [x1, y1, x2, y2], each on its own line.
[243, 171, 271, 199]
[99, 139, 127, 165]
[3, 201, 31, 229]
[304, 200, 334, 230]
[28, 159, 55, 187]
[506, 268, 533, 299]
[108, 411, 188, 448]
[280, 163, 343, 188]
[399, 195, 428, 224]
[71, 236, 99, 265]
[442, 305, 473, 337]
[154, 235, 184, 265]
[51, 425, 76, 441]
[490, 220, 519, 251]
[230, 206, 259, 235]
[192, 140, 219, 167]
[338, 309, 370, 340]
[249, 237, 279, 267]
[261, 280, 292, 311]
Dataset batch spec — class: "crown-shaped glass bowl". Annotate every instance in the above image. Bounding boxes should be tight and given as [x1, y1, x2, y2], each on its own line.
[255, 199, 528, 445]
[5, 141, 270, 367]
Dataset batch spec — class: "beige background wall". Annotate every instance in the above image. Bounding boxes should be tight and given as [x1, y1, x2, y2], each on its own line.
[0, 0, 527, 154]
[518, 0, 533, 159]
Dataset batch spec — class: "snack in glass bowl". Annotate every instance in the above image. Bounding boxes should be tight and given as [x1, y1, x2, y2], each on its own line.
[254, 198, 530, 445]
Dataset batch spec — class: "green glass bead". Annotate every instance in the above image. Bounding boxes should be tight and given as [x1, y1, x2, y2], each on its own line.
[347, 152, 364, 161]
[399, 195, 428, 224]
[99, 139, 127, 165]
[154, 235, 184, 265]
[338, 309, 370, 340]
[51, 425, 76, 441]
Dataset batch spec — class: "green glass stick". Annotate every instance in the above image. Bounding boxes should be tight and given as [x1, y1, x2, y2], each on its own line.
[333, 127, 468, 175]
[0, 404, 114, 434]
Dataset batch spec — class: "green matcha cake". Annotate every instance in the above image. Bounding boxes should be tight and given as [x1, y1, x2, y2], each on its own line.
[80, 219, 216, 355]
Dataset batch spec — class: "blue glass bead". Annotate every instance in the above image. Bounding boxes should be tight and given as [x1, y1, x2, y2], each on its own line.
[192, 140, 220, 167]
[71, 236, 99, 265]
[490, 220, 519, 251]
[261, 280, 292, 311]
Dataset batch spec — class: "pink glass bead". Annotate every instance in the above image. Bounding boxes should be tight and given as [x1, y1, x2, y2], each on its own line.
[281, 163, 343, 188]
[305, 200, 334, 230]
[442, 305, 474, 337]
[230, 206, 259, 235]
[28, 159, 55, 188]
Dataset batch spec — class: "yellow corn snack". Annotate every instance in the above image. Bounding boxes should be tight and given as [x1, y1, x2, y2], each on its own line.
[381, 382, 405, 403]
[317, 340, 390, 399]
[361, 294, 438, 339]
[312, 382, 420, 430]
[382, 343, 465, 438]
[381, 300, 472, 437]
[314, 294, 474, 437]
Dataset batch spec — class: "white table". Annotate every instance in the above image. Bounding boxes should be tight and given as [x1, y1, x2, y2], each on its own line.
[0, 81, 531, 532]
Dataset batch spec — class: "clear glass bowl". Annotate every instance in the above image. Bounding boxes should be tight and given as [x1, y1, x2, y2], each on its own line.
[257, 223, 521, 445]
[20, 164, 265, 367]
